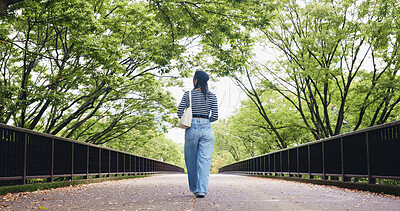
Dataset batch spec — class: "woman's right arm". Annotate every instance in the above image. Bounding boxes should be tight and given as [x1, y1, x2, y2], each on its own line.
[209, 93, 218, 122]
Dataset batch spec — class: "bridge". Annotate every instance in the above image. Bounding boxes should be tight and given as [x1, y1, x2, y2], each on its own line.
[1, 122, 400, 210]
[1, 174, 400, 210]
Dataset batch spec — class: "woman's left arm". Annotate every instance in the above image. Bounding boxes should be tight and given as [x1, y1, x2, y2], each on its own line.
[177, 91, 189, 119]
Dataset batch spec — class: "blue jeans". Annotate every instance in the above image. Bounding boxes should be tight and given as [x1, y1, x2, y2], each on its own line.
[184, 118, 215, 195]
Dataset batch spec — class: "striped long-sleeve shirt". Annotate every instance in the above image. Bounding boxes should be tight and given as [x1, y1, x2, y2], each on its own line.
[177, 90, 218, 122]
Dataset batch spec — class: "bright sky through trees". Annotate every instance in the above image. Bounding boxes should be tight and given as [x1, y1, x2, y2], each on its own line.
[166, 76, 245, 144]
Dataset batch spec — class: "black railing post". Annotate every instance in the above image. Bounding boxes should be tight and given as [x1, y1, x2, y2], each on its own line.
[366, 132, 375, 184]
[308, 145, 313, 179]
[86, 146, 89, 179]
[142, 157, 144, 175]
[248, 160, 250, 174]
[116, 152, 119, 176]
[71, 143, 74, 181]
[135, 156, 137, 174]
[23, 132, 27, 185]
[280, 152, 283, 176]
[108, 150, 111, 177]
[255, 158, 258, 174]
[341, 138, 345, 182]
[51, 138, 54, 182]
[123, 153, 126, 175]
[150, 160, 152, 174]
[146, 158, 148, 174]
[134, 156, 137, 175]
[146, 159, 148, 174]
[250, 159, 256, 174]
[263, 156, 266, 174]
[256, 158, 258, 174]
[297, 148, 300, 178]
[140, 157, 142, 174]
[288, 150, 291, 177]
[273, 153, 276, 175]
[129, 155, 132, 175]
[98, 148, 101, 178]
[141, 158, 144, 175]
[322, 142, 327, 180]
[268, 155, 271, 175]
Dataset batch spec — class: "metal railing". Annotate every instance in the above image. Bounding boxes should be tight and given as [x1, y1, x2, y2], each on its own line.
[0, 123, 184, 184]
[219, 120, 400, 184]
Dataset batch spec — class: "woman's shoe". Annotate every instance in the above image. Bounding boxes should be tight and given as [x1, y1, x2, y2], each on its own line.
[195, 192, 205, 198]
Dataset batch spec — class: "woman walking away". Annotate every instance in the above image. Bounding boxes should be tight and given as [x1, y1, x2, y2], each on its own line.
[177, 70, 218, 198]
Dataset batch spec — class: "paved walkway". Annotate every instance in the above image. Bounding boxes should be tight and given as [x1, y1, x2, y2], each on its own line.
[1, 174, 399, 210]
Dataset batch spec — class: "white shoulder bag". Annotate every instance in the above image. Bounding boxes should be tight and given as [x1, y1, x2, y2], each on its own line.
[178, 90, 192, 129]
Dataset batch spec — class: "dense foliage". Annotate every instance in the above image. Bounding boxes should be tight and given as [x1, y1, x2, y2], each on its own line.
[0, 0, 186, 145]
[210, 0, 400, 166]
[0, 0, 274, 165]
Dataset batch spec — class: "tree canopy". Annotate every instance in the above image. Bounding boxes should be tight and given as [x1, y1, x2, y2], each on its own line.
[0, 0, 276, 164]
[1, 0, 399, 167]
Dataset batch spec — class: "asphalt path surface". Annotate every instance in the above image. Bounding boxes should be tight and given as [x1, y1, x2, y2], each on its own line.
[1, 174, 399, 210]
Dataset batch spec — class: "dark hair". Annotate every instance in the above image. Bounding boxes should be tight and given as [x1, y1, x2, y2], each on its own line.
[194, 70, 209, 100]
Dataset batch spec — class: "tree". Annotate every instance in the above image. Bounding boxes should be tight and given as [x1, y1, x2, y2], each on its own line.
[206, 0, 399, 163]
[148, 0, 277, 73]
[212, 89, 311, 166]
[349, 0, 400, 129]
[0, 0, 181, 143]
[213, 119, 246, 162]
[254, 0, 400, 139]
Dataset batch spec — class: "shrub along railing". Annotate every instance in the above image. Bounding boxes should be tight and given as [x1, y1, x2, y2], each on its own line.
[219, 120, 400, 184]
[0, 123, 184, 185]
